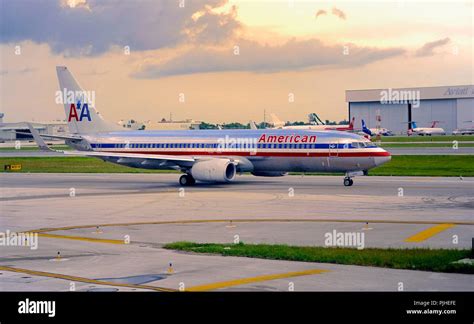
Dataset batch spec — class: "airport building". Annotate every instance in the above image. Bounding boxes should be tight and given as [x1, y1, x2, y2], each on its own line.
[118, 118, 202, 130]
[346, 85, 474, 135]
[145, 118, 202, 130]
[0, 113, 67, 142]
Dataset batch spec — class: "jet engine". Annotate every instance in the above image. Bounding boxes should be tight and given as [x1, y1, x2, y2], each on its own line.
[191, 159, 236, 182]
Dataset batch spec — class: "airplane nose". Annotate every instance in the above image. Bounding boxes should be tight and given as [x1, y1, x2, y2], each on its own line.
[374, 152, 391, 166]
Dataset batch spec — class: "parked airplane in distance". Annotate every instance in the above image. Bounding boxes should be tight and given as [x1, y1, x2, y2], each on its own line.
[27, 66, 391, 187]
[361, 120, 393, 136]
[452, 121, 474, 135]
[409, 121, 446, 136]
[270, 113, 355, 132]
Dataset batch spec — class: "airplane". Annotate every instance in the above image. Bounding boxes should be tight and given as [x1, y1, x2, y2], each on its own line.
[361, 120, 393, 137]
[27, 66, 391, 187]
[409, 121, 446, 136]
[270, 113, 355, 131]
[452, 121, 474, 135]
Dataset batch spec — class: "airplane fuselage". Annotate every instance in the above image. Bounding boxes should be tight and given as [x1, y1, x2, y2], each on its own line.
[75, 129, 391, 174]
[412, 127, 446, 136]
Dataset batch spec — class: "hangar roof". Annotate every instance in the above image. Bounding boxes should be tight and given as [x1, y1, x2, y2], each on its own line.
[346, 85, 474, 103]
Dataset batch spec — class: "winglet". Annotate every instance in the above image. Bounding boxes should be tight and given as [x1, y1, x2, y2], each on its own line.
[26, 123, 53, 152]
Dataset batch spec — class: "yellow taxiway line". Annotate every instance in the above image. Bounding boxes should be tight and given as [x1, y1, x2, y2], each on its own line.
[0, 266, 175, 292]
[28, 219, 470, 245]
[404, 223, 455, 243]
[186, 268, 330, 292]
[0, 265, 329, 292]
[30, 218, 474, 234]
[37, 233, 125, 245]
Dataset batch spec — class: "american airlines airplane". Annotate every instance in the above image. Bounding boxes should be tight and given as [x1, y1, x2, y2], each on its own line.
[28, 66, 391, 187]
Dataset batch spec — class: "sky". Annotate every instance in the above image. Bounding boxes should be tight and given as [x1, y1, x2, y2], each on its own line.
[0, 0, 473, 124]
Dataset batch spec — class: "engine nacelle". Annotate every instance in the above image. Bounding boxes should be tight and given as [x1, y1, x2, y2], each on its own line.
[251, 171, 288, 177]
[191, 159, 236, 182]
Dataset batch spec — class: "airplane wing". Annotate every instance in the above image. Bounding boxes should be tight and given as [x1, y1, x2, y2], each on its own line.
[63, 150, 247, 171]
[26, 123, 53, 151]
[64, 150, 194, 163]
[26, 122, 238, 170]
[15, 131, 82, 141]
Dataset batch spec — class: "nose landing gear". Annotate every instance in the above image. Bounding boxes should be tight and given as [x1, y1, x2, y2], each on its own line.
[343, 170, 365, 187]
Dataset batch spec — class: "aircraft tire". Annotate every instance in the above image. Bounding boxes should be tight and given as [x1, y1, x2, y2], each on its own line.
[179, 174, 195, 186]
[343, 178, 353, 187]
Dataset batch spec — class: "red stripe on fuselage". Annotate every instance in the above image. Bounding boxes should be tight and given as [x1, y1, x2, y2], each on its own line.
[98, 150, 391, 157]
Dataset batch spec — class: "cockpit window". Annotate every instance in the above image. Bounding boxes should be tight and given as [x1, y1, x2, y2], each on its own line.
[351, 142, 369, 148]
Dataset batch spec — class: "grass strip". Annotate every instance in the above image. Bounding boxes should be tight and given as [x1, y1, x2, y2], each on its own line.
[376, 135, 474, 142]
[164, 242, 474, 274]
[0, 157, 177, 173]
[1, 155, 473, 176]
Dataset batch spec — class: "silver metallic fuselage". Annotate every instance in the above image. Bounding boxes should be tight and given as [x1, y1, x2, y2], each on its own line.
[72, 129, 391, 173]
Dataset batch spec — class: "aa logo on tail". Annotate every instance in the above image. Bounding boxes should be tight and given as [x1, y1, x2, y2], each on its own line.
[68, 102, 91, 122]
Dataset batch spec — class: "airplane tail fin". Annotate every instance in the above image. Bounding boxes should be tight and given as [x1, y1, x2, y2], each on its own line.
[348, 117, 355, 130]
[361, 119, 372, 136]
[411, 121, 417, 129]
[249, 121, 258, 130]
[431, 121, 439, 128]
[56, 66, 120, 134]
[269, 113, 285, 128]
[308, 113, 325, 125]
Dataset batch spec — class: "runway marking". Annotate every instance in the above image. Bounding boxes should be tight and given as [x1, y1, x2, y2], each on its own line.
[0, 266, 176, 292]
[186, 268, 330, 291]
[29, 218, 474, 234]
[404, 223, 455, 243]
[38, 233, 125, 245]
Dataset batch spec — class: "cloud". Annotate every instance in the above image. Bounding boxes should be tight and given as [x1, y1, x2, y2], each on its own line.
[185, 5, 241, 44]
[0, 67, 37, 75]
[315, 10, 327, 19]
[132, 39, 405, 78]
[0, 0, 239, 56]
[60, 0, 91, 11]
[415, 37, 451, 57]
[331, 7, 346, 20]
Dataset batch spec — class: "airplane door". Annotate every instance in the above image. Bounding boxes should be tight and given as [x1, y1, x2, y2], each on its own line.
[328, 142, 338, 157]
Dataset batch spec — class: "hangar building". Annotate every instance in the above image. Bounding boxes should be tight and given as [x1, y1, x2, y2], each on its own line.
[346, 85, 474, 135]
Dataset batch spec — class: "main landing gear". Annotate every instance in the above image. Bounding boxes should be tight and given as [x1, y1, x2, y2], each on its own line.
[179, 174, 196, 186]
[343, 177, 354, 187]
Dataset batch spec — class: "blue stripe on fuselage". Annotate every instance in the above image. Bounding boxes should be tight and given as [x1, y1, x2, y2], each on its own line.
[93, 129, 364, 140]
